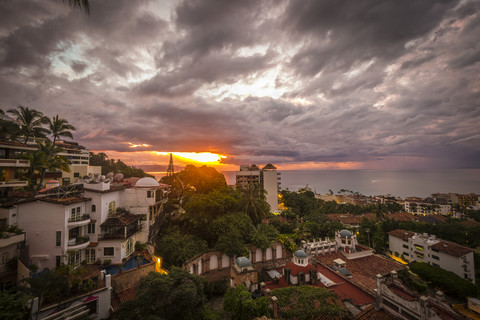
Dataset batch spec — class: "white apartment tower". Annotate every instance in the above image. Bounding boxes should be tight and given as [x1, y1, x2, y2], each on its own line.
[235, 163, 281, 212]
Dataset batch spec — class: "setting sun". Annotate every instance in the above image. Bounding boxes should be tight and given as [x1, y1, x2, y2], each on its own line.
[152, 152, 226, 164]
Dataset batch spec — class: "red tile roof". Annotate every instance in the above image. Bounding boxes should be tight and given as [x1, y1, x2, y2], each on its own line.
[388, 229, 415, 241]
[356, 305, 397, 320]
[101, 212, 142, 227]
[284, 261, 316, 276]
[314, 252, 404, 294]
[430, 241, 473, 257]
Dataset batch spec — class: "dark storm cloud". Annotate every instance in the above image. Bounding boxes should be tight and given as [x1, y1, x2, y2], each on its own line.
[283, 0, 459, 76]
[0, 0, 479, 169]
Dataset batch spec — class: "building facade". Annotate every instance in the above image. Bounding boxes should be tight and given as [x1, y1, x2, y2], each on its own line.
[235, 163, 281, 212]
[0, 140, 36, 201]
[388, 229, 475, 283]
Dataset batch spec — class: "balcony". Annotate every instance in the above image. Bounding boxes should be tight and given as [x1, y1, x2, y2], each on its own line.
[0, 180, 29, 188]
[0, 233, 25, 249]
[0, 158, 30, 167]
[99, 226, 141, 240]
[68, 214, 91, 227]
[67, 236, 90, 250]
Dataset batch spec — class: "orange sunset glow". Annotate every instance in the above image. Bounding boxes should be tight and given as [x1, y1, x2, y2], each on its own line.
[152, 151, 226, 164]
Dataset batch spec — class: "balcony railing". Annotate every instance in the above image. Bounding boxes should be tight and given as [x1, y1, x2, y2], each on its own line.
[68, 236, 90, 246]
[0, 158, 30, 167]
[0, 180, 29, 187]
[99, 226, 141, 240]
[68, 214, 90, 223]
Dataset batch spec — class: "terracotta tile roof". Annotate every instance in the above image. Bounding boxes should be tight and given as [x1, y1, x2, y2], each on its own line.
[388, 229, 415, 241]
[39, 196, 91, 205]
[284, 261, 316, 276]
[389, 211, 416, 221]
[315, 252, 404, 294]
[0, 139, 38, 150]
[387, 283, 416, 301]
[418, 215, 446, 224]
[430, 241, 473, 257]
[355, 305, 397, 320]
[100, 212, 142, 227]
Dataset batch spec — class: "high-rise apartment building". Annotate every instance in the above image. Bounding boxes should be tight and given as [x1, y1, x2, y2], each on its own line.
[235, 163, 281, 212]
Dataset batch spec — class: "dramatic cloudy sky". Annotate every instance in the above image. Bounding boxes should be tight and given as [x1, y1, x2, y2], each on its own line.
[1, 0, 479, 172]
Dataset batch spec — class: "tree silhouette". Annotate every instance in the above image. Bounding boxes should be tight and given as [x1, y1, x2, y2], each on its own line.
[7, 106, 49, 143]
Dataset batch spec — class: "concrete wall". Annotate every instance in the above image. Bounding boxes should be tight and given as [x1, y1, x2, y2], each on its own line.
[110, 262, 155, 292]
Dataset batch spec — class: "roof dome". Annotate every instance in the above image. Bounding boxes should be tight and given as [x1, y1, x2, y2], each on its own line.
[235, 257, 252, 268]
[339, 229, 353, 238]
[135, 177, 160, 187]
[294, 250, 307, 258]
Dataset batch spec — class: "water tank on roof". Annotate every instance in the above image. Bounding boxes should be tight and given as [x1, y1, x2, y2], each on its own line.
[113, 173, 124, 182]
[135, 177, 160, 187]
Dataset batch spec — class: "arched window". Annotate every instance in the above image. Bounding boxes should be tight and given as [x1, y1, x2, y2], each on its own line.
[108, 201, 116, 216]
[91, 204, 96, 212]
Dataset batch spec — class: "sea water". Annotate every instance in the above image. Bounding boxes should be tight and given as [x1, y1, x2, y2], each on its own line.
[222, 169, 480, 198]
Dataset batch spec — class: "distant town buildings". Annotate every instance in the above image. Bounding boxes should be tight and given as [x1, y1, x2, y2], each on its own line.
[235, 163, 281, 212]
[388, 229, 475, 283]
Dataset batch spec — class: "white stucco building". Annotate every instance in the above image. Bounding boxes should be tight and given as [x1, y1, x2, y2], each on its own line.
[0, 175, 167, 271]
[121, 177, 169, 243]
[388, 229, 475, 283]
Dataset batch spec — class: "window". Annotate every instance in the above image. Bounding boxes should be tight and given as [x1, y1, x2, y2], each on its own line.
[91, 204, 96, 212]
[62, 177, 70, 186]
[416, 252, 424, 259]
[433, 262, 440, 267]
[86, 248, 96, 264]
[415, 245, 424, 251]
[402, 244, 409, 249]
[126, 239, 134, 256]
[88, 223, 95, 234]
[56, 256, 61, 267]
[147, 190, 154, 198]
[2, 253, 9, 264]
[149, 206, 154, 221]
[432, 255, 439, 260]
[74, 172, 80, 178]
[108, 201, 116, 216]
[70, 207, 81, 221]
[56, 231, 62, 246]
[104, 247, 114, 256]
[403, 251, 409, 257]
[68, 251, 81, 267]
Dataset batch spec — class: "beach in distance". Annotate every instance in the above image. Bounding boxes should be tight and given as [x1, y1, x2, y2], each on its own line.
[223, 169, 480, 199]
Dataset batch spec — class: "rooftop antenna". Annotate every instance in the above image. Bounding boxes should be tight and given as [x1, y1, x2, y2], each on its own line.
[166, 153, 175, 177]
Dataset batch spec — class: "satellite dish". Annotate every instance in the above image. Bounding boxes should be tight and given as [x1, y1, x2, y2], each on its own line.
[113, 173, 124, 182]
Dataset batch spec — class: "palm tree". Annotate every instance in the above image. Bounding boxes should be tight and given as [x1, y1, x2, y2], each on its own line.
[7, 106, 49, 143]
[47, 115, 76, 151]
[240, 183, 270, 224]
[295, 223, 311, 244]
[38, 141, 70, 185]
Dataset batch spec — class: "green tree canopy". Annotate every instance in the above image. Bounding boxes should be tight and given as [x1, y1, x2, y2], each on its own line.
[156, 227, 208, 268]
[223, 285, 271, 320]
[116, 267, 207, 320]
[272, 286, 348, 319]
[161, 165, 227, 194]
